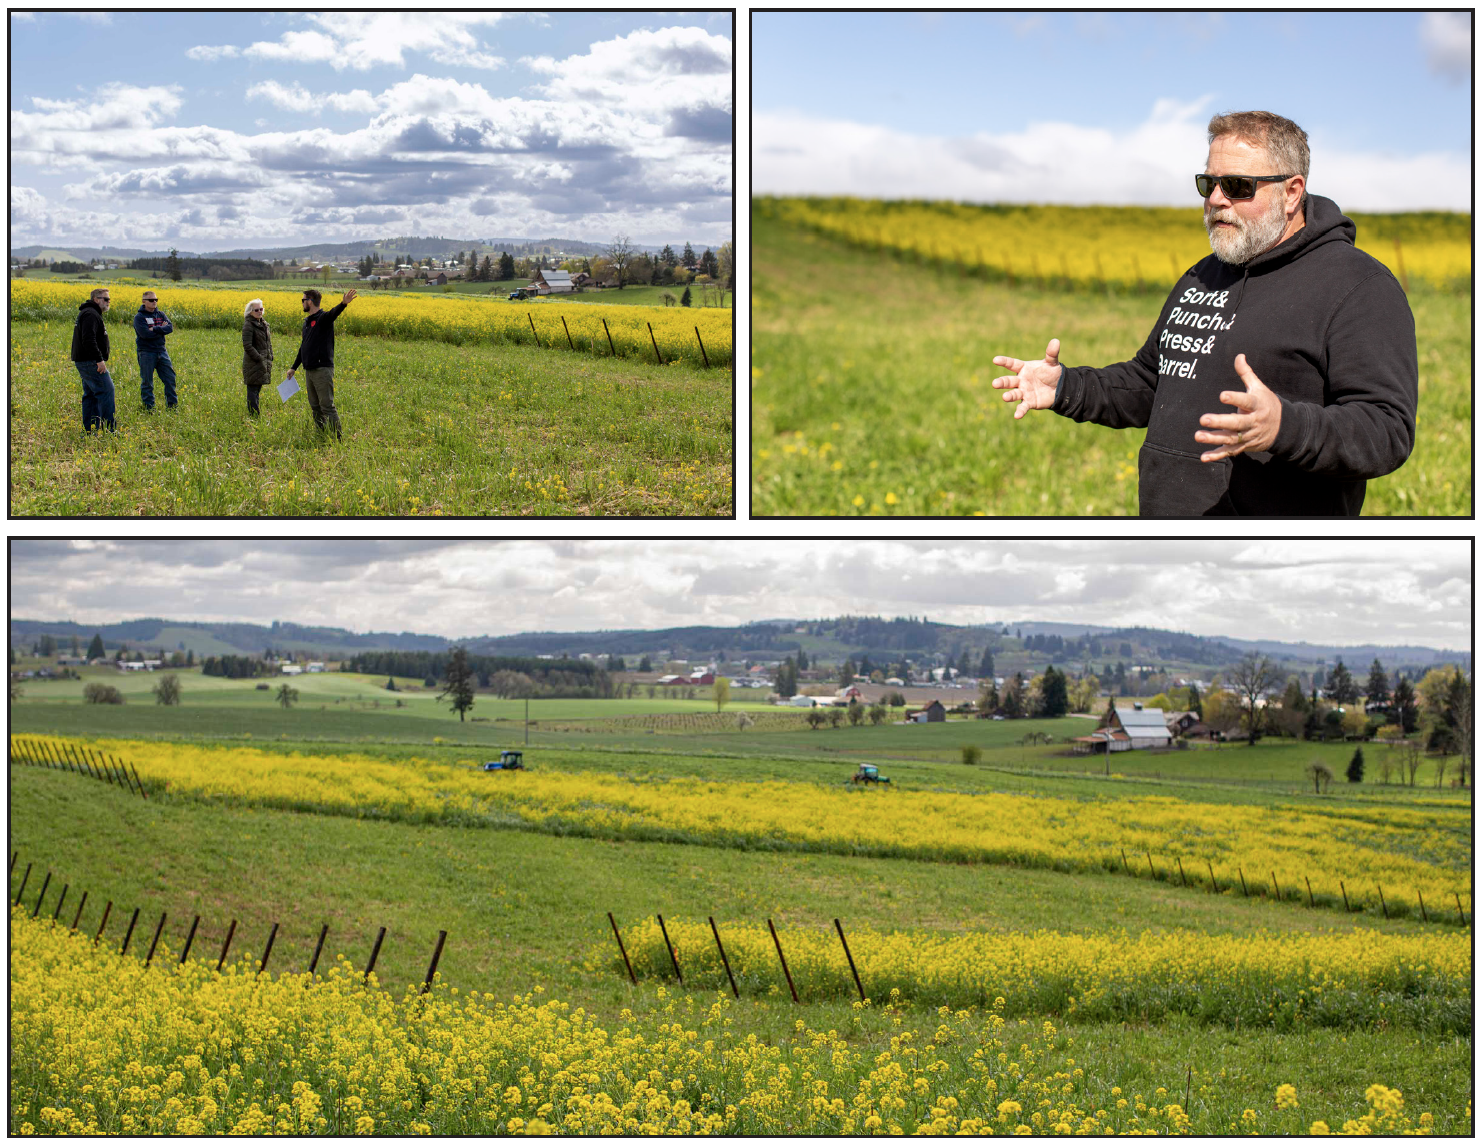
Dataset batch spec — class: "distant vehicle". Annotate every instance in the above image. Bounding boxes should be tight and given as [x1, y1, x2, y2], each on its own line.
[507, 289, 531, 300]
[992, 715, 1005, 721]
[849, 763, 890, 786]
[482, 750, 526, 771]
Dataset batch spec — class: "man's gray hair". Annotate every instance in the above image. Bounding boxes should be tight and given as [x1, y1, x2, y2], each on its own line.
[89, 288, 109, 302]
[245, 298, 264, 317]
[1207, 110, 1310, 182]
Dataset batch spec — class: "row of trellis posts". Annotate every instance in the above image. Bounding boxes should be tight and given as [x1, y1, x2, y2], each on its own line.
[525, 312, 716, 369]
[9, 850, 448, 995]
[11, 736, 148, 798]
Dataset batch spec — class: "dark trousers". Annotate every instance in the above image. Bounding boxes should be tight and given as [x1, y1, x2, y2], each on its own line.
[75, 362, 116, 432]
[304, 366, 340, 437]
[247, 385, 263, 415]
[138, 350, 177, 408]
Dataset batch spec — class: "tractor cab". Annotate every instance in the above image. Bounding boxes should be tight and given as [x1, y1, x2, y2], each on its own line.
[482, 750, 526, 771]
[850, 763, 890, 785]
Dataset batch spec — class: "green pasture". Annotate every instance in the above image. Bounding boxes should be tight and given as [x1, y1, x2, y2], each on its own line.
[8, 320, 731, 517]
[751, 206, 1471, 516]
[7, 766, 1472, 1132]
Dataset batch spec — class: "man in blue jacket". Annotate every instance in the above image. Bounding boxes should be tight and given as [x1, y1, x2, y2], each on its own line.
[991, 110, 1417, 516]
[133, 290, 177, 410]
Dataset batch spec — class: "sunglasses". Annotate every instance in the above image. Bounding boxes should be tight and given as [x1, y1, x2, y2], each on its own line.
[1195, 173, 1291, 201]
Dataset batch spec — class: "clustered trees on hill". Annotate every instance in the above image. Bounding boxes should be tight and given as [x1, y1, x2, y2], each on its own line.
[343, 650, 613, 699]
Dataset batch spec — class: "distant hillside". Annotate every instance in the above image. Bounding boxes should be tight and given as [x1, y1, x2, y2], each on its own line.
[9, 614, 1467, 676]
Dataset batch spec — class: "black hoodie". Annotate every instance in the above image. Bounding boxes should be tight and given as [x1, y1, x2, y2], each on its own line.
[70, 299, 110, 363]
[1052, 195, 1417, 516]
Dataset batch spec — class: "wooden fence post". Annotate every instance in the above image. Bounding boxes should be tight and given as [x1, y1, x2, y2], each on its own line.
[71, 890, 88, 931]
[1206, 860, 1217, 893]
[607, 912, 636, 985]
[835, 918, 865, 1002]
[708, 916, 738, 998]
[14, 862, 32, 906]
[120, 907, 140, 955]
[1456, 893, 1467, 926]
[364, 926, 386, 982]
[1175, 858, 1188, 888]
[560, 315, 574, 350]
[421, 930, 448, 995]
[1377, 885, 1389, 919]
[656, 914, 683, 983]
[30, 871, 51, 919]
[145, 912, 168, 966]
[601, 318, 616, 357]
[1120, 848, 1129, 874]
[1306, 877, 1315, 908]
[1146, 851, 1155, 878]
[1340, 881, 1352, 912]
[1238, 867, 1248, 897]
[1416, 891, 1428, 923]
[767, 918, 799, 1004]
[307, 924, 329, 979]
[129, 762, 148, 798]
[1271, 872, 1280, 901]
[51, 884, 68, 922]
[180, 915, 200, 964]
[646, 322, 662, 365]
[94, 901, 113, 946]
[527, 312, 541, 347]
[694, 326, 710, 369]
[258, 922, 279, 975]
[217, 919, 237, 970]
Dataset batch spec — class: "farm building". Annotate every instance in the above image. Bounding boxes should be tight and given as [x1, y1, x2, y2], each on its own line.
[530, 269, 574, 294]
[905, 699, 946, 723]
[1071, 704, 1172, 754]
[655, 674, 684, 686]
[687, 670, 715, 686]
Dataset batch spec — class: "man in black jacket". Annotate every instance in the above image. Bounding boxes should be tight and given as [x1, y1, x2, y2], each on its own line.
[285, 287, 358, 438]
[69, 287, 116, 432]
[991, 110, 1417, 516]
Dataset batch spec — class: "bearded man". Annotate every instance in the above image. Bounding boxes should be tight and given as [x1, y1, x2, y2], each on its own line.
[991, 110, 1417, 516]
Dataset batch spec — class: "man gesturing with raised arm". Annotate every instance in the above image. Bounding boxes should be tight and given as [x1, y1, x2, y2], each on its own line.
[991, 110, 1417, 517]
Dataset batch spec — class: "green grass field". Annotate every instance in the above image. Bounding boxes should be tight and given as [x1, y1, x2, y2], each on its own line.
[9, 322, 731, 516]
[7, 692, 1472, 1134]
[751, 206, 1471, 516]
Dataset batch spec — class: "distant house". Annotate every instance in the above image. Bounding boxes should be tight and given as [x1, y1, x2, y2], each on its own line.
[281, 665, 304, 675]
[784, 694, 818, 707]
[530, 269, 574, 294]
[426, 272, 448, 286]
[570, 272, 593, 289]
[835, 685, 863, 701]
[906, 699, 946, 723]
[306, 662, 326, 673]
[687, 670, 715, 686]
[1072, 703, 1173, 754]
[1166, 711, 1214, 739]
[656, 674, 684, 686]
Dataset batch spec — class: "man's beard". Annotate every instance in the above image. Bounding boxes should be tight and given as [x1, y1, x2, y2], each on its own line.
[1205, 193, 1289, 265]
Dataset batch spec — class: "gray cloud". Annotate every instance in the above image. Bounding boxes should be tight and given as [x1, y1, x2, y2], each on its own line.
[7, 541, 1470, 651]
[666, 105, 732, 142]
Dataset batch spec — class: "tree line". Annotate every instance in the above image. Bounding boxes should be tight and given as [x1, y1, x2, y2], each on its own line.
[344, 650, 613, 698]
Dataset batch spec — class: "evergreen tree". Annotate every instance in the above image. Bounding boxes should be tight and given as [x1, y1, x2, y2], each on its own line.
[956, 649, 971, 677]
[979, 681, 1000, 715]
[838, 658, 856, 687]
[439, 646, 477, 721]
[479, 255, 494, 282]
[1001, 672, 1027, 718]
[167, 247, 181, 282]
[385, 676, 397, 692]
[1364, 658, 1391, 708]
[606, 654, 626, 672]
[699, 248, 718, 277]
[87, 633, 106, 661]
[796, 646, 809, 671]
[681, 241, 696, 266]
[186, 649, 194, 667]
[498, 251, 516, 280]
[978, 648, 995, 678]
[1346, 747, 1365, 783]
[1392, 675, 1418, 734]
[1324, 659, 1361, 704]
[1187, 681, 1203, 718]
[638, 655, 653, 673]
[680, 286, 692, 307]
[775, 656, 798, 698]
[658, 243, 677, 267]
[1040, 665, 1069, 718]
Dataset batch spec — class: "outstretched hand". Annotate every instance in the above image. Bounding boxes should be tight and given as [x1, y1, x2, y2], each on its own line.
[342, 288, 359, 304]
[991, 338, 1063, 419]
[1195, 353, 1282, 462]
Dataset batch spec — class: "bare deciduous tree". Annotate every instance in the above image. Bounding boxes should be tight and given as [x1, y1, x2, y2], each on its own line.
[1229, 653, 1281, 746]
[606, 235, 636, 290]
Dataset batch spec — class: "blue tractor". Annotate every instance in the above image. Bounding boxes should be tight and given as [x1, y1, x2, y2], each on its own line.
[482, 750, 526, 772]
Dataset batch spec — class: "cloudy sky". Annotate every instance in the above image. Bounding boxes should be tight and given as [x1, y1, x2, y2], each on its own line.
[10, 12, 732, 251]
[8, 541, 1470, 651]
[754, 12, 1471, 211]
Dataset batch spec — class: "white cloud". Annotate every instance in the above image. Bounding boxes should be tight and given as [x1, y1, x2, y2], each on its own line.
[241, 14, 508, 71]
[1420, 11, 1471, 81]
[754, 98, 1471, 211]
[245, 80, 320, 115]
[16, 83, 183, 133]
[185, 44, 240, 62]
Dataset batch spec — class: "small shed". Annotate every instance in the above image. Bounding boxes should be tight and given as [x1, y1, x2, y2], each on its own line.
[906, 699, 946, 723]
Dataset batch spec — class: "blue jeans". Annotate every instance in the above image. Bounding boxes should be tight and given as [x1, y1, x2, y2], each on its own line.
[138, 349, 177, 408]
[75, 362, 116, 432]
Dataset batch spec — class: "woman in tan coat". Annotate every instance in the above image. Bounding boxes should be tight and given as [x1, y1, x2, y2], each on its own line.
[241, 299, 273, 415]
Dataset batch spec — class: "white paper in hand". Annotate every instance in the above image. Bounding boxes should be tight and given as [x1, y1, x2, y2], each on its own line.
[277, 375, 300, 402]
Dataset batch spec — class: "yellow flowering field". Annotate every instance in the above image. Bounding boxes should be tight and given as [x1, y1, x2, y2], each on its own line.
[599, 918, 1470, 1032]
[8, 911, 1444, 1136]
[25, 737, 1469, 920]
[758, 197, 1472, 293]
[10, 280, 732, 369]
